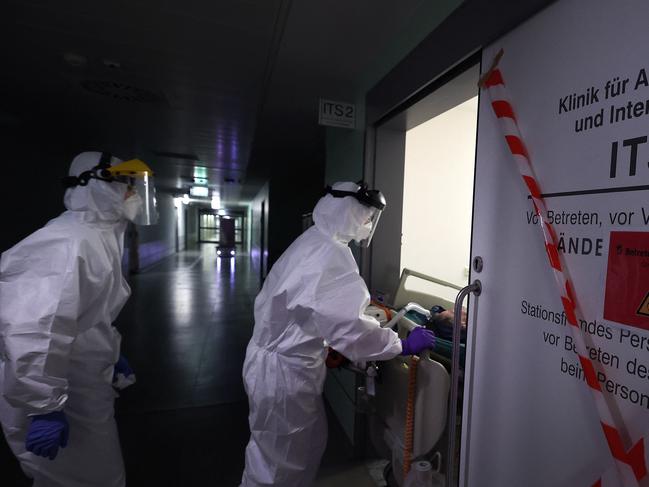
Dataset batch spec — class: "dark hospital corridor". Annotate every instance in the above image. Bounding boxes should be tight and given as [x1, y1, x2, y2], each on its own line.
[5, 1, 640, 486]
[115, 246, 255, 486]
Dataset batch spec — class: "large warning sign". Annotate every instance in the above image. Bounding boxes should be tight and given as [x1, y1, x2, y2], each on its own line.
[462, 0, 649, 486]
[604, 231, 649, 330]
[638, 293, 649, 317]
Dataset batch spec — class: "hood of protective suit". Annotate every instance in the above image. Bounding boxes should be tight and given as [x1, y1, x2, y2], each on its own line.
[63, 151, 130, 223]
[312, 181, 375, 244]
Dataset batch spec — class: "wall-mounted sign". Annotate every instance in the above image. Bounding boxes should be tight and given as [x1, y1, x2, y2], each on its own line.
[190, 186, 209, 198]
[318, 99, 355, 129]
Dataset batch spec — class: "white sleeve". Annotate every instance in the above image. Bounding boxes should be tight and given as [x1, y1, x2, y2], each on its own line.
[0, 242, 83, 414]
[312, 269, 402, 362]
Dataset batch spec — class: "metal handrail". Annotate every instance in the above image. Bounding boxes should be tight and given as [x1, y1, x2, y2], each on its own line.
[382, 301, 431, 329]
[402, 268, 463, 292]
[446, 280, 481, 487]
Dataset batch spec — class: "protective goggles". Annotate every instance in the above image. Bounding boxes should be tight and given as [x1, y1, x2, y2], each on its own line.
[325, 181, 386, 210]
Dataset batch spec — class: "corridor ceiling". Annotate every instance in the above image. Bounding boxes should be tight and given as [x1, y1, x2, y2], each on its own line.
[1, 0, 461, 207]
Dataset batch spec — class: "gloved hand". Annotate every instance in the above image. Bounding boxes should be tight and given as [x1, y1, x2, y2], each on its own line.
[400, 327, 436, 356]
[113, 355, 136, 390]
[25, 411, 69, 460]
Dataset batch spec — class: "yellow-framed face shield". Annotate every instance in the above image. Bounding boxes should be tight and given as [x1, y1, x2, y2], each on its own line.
[106, 159, 154, 179]
[107, 159, 158, 226]
[61, 155, 158, 225]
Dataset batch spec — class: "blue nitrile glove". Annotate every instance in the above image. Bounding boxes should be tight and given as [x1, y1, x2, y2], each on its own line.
[113, 355, 134, 379]
[113, 355, 136, 390]
[400, 327, 436, 356]
[25, 411, 69, 460]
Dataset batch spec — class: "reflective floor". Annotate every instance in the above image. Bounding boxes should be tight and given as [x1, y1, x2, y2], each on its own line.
[114, 246, 257, 486]
[1, 244, 378, 486]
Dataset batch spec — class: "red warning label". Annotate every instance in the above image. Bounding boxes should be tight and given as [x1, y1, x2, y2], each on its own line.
[603, 231, 649, 331]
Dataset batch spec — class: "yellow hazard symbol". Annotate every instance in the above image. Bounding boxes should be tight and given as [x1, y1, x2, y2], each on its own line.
[637, 292, 649, 317]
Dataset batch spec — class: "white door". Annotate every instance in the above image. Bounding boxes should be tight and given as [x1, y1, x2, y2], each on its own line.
[462, 0, 649, 486]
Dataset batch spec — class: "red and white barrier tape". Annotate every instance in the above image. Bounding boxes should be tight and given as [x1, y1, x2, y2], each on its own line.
[480, 51, 647, 487]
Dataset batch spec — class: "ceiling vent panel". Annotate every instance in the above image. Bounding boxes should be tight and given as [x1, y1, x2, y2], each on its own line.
[81, 80, 165, 103]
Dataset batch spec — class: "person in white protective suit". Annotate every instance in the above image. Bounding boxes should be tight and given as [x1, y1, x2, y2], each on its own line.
[0, 151, 157, 487]
[240, 181, 436, 487]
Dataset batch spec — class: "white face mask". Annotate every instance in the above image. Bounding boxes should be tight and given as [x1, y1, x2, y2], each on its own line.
[355, 221, 373, 241]
[123, 193, 143, 222]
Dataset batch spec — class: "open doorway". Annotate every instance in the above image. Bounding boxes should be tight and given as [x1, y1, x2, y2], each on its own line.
[198, 209, 245, 246]
[361, 58, 480, 486]
[401, 95, 478, 302]
[368, 60, 480, 300]
[199, 210, 220, 243]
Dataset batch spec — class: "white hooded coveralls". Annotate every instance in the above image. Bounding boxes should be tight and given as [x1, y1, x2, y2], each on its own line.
[0, 152, 131, 487]
[240, 183, 402, 487]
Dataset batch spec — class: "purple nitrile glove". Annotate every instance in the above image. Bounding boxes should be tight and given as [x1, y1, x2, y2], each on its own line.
[400, 327, 436, 356]
[25, 411, 69, 460]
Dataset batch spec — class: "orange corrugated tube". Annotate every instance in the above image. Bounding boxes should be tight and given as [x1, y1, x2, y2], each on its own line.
[403, 355, 420, 481]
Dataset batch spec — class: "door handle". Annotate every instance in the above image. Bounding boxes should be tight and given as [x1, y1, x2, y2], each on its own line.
[447, 280, 482, 487]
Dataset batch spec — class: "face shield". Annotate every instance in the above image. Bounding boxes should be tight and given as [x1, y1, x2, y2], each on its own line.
[108, 159, 158, 225]
[359, 206, 382, 247]
[326, 181, 386, 247]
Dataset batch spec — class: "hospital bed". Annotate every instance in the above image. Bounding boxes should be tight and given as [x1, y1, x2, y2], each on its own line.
[366, 269, 462, 486]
